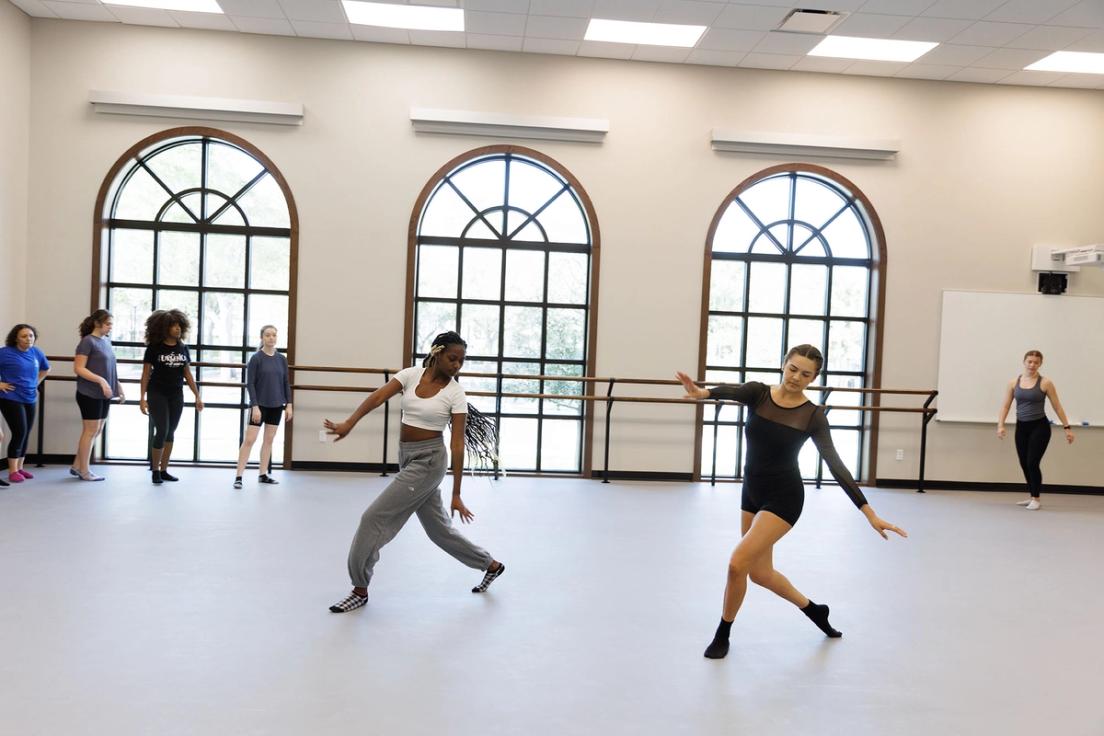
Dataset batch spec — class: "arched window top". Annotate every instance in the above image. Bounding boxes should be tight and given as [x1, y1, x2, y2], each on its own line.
[712, 170, 872, 261]
[418, 152, 592, 246]
[108, 136, 291, 230]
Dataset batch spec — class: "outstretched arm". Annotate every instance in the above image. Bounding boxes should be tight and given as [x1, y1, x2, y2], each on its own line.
[675, 371, 764, 404]
[323, 378, 403, 440]
[810, 410, 907, 540]
[1043, 379, 1075, 444]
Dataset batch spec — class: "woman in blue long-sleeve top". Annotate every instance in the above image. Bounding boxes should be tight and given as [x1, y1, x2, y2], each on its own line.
[234, 325, 292, 489]
[676, 344, 907, 660]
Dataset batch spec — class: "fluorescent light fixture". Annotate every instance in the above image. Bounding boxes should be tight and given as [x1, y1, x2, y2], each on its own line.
[1026, 51, 1104, 74]
[809, 35, 937, 63]
[342, 1, 463, 32]
[104, 0, 223, 12]
[584, 18, 706, 48]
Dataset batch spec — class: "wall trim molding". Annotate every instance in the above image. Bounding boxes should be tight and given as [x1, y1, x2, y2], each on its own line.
[410, 107, 608, 143]
[89, 90, 304, 126]
[711, 130, 899, 160]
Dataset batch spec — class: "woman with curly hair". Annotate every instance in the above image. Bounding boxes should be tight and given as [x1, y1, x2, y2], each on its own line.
[323, 330, 505, 614]
[139, 309, 203, 485]
[0, 323, 50, 484]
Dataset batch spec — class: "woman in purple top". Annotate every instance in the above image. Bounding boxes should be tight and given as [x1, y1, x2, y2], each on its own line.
[0, 323, 51, 484]
[233, 325, 293, 489]
[997, 349, 1075, 510]
[70, 309, 124, 482]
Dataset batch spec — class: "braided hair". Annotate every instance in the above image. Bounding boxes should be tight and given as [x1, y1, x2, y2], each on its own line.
[423, 331, 499, 470]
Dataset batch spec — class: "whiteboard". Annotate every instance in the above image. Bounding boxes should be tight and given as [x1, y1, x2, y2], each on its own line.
[936, 290, 1104, 425]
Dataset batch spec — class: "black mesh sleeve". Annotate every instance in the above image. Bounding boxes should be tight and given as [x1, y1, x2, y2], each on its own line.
[708, 381, 768, 405]
[809, 407, 869, 510]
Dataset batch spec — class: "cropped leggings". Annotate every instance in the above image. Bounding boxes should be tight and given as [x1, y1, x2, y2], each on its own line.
[147, 389, 184, 450]
[0, 399, 36, 459]
[1015, 418, 1051, 498]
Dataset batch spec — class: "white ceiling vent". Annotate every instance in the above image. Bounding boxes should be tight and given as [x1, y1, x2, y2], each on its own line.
[776, 8, 846, 34]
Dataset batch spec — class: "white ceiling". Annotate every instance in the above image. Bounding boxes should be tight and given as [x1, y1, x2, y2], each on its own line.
[9, 0, 1104, 90]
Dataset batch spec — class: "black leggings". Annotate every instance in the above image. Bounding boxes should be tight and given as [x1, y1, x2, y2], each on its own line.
[0, 399, 36, 459]
[1015, 418, 1051, 498]
[147, 390, 184, 450]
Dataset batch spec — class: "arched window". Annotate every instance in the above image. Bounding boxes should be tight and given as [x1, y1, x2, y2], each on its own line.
[407, 146, 599, 473]
[699, 165, 885, 482]
[93, 128, 298, 465]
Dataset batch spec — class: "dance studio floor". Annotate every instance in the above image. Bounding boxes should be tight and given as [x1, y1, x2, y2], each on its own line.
[1, 466, 1101, 736]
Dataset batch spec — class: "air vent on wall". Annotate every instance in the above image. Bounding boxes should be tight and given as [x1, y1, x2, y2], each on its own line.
[777, 8, 845, 34]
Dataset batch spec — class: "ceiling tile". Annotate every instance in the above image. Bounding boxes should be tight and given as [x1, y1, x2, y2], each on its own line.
[858, 0, 936, 14]
[521, 36, 580, 54]
[894, 62, 962, 78]
[946, 66, 1012, 82]
[653, 0, 724, 26]
[43, 0, 115, 21]
[409, 29, 466, 46]
[842, 59, 909, 75]
[108, 5, 179, 27]
[1005, 25, 1091, 51]
[893, 15, 972, 41]
[711, 3, 789, 31]
[463, 0, 530, 12]
[171, 10, 237, 30]
[524, 14, 587, 39]
[466, 32, 524, 50]
[528, 0, 592, 18]
[7, 0, 58, 18]
[631, 44, 691, 62]
[997, 69, 1067, 85]
[1047, 0, 1104, 28]
[1051, 73, 1104, 88]
[751, 30, 824, 55]
[791, 55, 853, 73]
[950, 20, 1031, 46]
[591, 0, 661, 22]
[832, 12, 912, 37]
[738, 52, 800, 70]
[289, 19, 353, 38]
[973, 46, 1047, 69]
[465, 9, 526, 34]
[685, 48, 747, 66]
[697, 28, 764, 52]
[915, 42, 993, 64]
[984, 0, 1078, 24]
[577, 39, 634, 58]
[215, 0, 284, 19]
[278, 0, 345, 23]
[921, 0, 1005, 20]
[350, 24, 409, 42]
[1065, 29, 1104, 51]
[230, 15, 295, 34]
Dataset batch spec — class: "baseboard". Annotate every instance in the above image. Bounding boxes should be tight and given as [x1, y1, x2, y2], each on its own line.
[876, 478, 1103, 495]
[588, 470, 695, 482]
[291, 461, 400, 474]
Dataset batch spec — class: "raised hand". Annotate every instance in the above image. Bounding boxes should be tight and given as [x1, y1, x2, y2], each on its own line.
[675, 371, 710, 400]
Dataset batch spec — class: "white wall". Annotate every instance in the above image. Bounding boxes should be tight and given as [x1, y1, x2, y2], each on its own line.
[24, 19, 1104, 486]
[0, 2, 30, 330]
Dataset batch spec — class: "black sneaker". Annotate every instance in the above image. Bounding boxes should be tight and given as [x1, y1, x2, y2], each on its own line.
[160, 471, 179, 482]
[152, 470, 163, 485]
[258, 474, 279, 485]
[233, 477, 243, 490]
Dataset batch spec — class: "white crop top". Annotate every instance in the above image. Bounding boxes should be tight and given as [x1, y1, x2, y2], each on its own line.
[393, 366, 467, 432]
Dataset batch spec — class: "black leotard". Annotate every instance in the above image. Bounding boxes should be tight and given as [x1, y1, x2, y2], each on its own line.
[709, 381, 868, 525]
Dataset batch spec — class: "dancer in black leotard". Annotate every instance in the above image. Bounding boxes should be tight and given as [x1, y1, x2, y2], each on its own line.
[676, 344, 907, 659]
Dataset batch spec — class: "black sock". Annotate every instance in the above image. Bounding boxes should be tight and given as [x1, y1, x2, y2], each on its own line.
[151, 470, 162, 484]
[801, 600, 842, 638]
[160, 471, 178, 482]
[704, 618, 733, 659]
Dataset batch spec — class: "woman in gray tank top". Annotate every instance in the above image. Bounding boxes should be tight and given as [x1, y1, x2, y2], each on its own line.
[997, 350, 1075, 510]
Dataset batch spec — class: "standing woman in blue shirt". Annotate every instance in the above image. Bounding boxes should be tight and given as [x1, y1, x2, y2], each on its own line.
[233, 325, 293, 489]
[0, 324, 50, 484]
[139, 309, 203, 485]
[70, 309, 123, 482]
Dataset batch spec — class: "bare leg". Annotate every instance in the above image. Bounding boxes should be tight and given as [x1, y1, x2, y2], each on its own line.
[235, 425, 260, 477]
[73, 419, 102, 474]
[721, 511, 794, 621]
[159, 441, 173, 472]
[745, 511, 809, 608]
[258, 424, 278, 475]
[150, 447, 163, 472]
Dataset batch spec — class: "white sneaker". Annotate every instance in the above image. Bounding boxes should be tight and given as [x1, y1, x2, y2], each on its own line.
[1026, 499, 1041, 511]
[1016, 499, 1032, 506]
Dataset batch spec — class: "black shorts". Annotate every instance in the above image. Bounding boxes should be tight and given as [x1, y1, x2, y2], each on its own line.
[76, 391, 112, 420]
[741, 471, 805, 527]
[250, 405, 284, 426]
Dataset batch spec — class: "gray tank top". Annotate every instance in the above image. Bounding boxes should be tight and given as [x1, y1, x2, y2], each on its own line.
[1014, 375, 1047, 422]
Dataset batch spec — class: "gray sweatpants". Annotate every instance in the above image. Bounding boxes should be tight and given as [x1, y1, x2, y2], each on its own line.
[347, 437, 493, 587]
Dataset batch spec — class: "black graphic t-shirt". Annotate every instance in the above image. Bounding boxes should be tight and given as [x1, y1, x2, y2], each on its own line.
[143, 342, 191, 394]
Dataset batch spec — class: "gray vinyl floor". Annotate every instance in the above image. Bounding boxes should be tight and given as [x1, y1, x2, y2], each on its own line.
[1, 466, 1102, 736]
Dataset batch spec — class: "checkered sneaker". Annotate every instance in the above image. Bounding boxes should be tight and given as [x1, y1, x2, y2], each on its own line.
[471, 563, 505, 593]
[329, 592, 368, 613]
